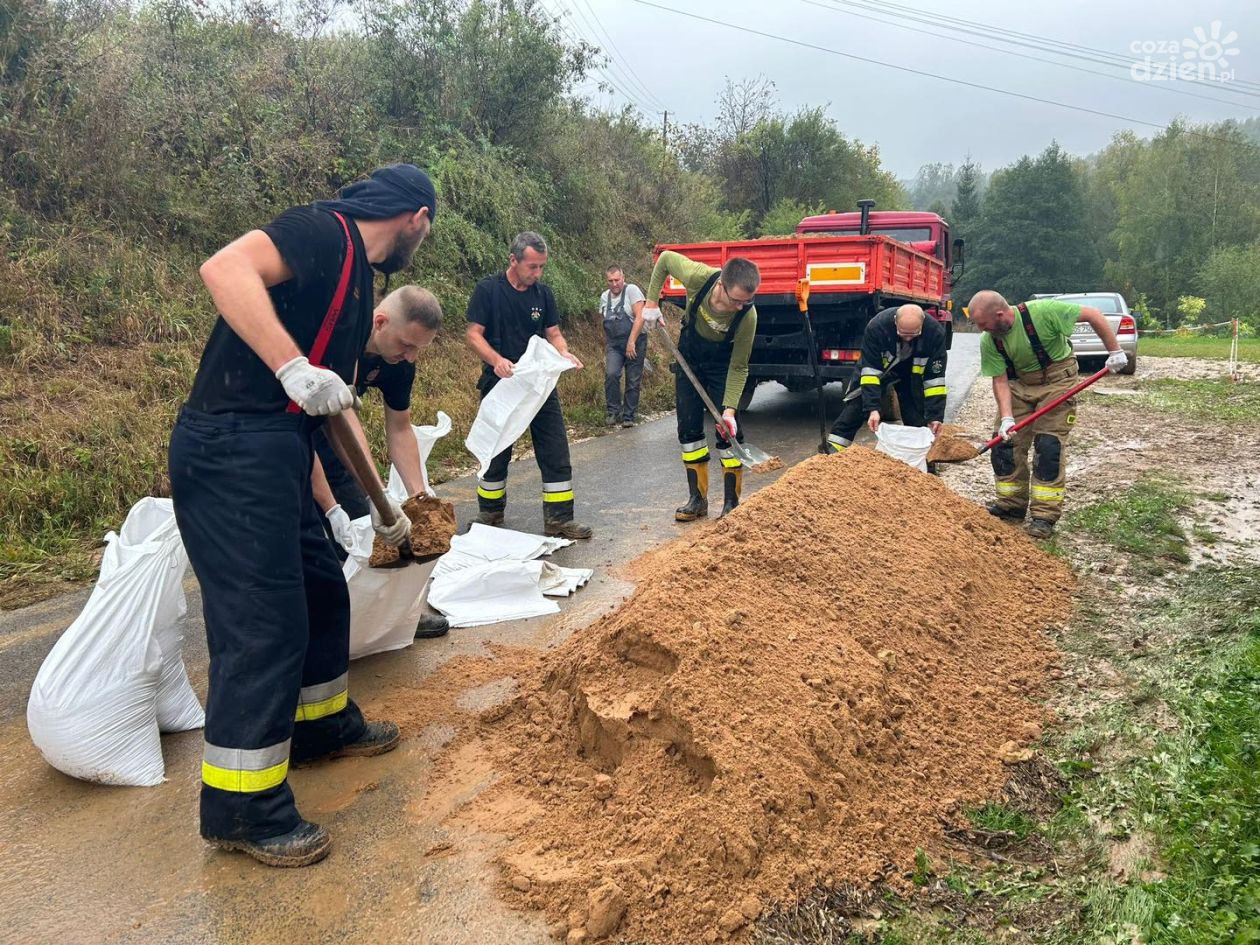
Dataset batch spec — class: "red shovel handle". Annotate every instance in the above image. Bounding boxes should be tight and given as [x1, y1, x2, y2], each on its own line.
[979, 367, 1110, 454]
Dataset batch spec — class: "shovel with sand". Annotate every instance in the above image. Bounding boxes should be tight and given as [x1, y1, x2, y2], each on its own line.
[653, 320, 782, 473]
[930, 366, 1110, 464]
[324, 411, 416, 567]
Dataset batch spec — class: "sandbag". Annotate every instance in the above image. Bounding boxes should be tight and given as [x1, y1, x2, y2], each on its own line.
[27, 497, 204, 786]
[465, 336, 575, 478]
[874, 423, 935, 472]
[386, 410, 452, 501]
[344, 517, 432, 660]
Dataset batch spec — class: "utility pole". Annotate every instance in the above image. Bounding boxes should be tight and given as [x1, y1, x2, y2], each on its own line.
[659, 110, 669, 199]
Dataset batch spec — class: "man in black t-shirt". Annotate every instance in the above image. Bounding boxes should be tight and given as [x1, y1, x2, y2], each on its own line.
[310, 285, 451, 639]
[168, 164, 436, 868]
[465, 231, 593, 540]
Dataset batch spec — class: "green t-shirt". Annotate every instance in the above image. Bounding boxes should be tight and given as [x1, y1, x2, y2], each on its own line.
[979, 299, 1081, 377]
[647, 250, 758, 409]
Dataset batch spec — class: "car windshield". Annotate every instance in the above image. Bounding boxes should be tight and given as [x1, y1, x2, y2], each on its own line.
[1057, 295, 1122, 313]
[802, 226, 933, 242]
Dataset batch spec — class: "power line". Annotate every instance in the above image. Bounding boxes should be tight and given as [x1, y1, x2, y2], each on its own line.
[541, 0, 656, 113]
[797, 0, 1260, 112]
[570, 0, 668, 111]
[824, 0, 1260, 98]
[625, 0, 1254, 145]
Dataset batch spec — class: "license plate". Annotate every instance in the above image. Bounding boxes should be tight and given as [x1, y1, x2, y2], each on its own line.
[1073, 324, 1095, 335]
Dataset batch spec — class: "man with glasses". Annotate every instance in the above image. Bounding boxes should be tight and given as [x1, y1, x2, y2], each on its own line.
[641, 251, 760, 520]
[826, 303, 948, 454]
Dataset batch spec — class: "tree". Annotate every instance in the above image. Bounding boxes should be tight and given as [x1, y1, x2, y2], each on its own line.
[1198, 242, 1260, 322]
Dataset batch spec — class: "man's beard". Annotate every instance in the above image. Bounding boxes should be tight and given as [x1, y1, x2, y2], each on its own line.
[373, 231, 422, 275]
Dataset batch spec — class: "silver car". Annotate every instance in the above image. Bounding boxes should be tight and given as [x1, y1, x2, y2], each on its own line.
[1052, 292, 1138, 375]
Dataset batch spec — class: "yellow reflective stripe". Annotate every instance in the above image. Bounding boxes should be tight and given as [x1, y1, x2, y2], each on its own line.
[860, 375, 882, 385]
[720, 457, 742, 468]
[995, 482, 1023, 496]
[202, 759, 289, 793]
[912, 365, 925, 374]
[681, 446, 709, 462]
[477, 486, 506, 500]
[543, 490, 575, 503]
[295, 689, 348, 722]
[829, 442, 847, 453]
[1031, 486, 1065, 501]
[923, 385, 947, 397]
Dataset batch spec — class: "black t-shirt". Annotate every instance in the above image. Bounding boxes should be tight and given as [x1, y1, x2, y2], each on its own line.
[356, 353, 414, 411]
[466, 272, 559, 378]
[186, 206, 375, 414]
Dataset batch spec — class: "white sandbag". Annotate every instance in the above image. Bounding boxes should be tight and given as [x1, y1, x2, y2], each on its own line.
[427, 559, 558, 628]
[386, 410, 452, 501]
[465, 336, 575, 478]
[874, 423, 936, 472]
[27, 497, 202, 786]
[344, 517, 432, 660]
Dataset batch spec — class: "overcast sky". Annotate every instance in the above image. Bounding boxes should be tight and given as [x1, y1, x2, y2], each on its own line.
[548, 0, 1259, 179]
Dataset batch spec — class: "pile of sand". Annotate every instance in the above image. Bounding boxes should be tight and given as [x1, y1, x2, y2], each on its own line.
[446, 448, 1073, 943]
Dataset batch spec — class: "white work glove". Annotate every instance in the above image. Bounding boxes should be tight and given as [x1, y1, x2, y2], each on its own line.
[370, 497, 411, 548]
[641, 303, 663, 323]
[325, 504, 355, 552]
[1105, 350, 1128, 374]
[720, 413, 738, 440]
[275, 356, 354, 416]
[998, 416, 1017, 441]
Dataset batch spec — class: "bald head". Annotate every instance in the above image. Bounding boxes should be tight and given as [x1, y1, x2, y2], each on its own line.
[894, 304, 926, 339]
[967, 290, 1013, 334]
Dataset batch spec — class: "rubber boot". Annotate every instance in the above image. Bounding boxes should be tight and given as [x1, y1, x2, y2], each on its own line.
[674, 462, 709, 522]
[718, 466, 743, 519]
[209, 820, 331, 868]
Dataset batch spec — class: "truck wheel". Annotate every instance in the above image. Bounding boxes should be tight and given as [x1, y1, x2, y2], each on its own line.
[1120, 352, 1137, 375]
[737, 378, 758, 412]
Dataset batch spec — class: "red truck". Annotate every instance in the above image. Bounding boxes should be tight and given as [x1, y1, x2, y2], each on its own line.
[656, 201, 964, 409]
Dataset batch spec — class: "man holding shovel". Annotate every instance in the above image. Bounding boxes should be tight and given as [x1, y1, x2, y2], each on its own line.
[168, 164, 435, 867]
[641, 250, 760, 521]
[969, 290, 1126, 539]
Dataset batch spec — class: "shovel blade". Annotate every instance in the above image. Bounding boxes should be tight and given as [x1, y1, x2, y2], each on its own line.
[731, 440, 781, 472]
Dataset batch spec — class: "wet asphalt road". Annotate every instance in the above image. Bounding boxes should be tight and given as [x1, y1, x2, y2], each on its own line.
[0, 335, 980, 945]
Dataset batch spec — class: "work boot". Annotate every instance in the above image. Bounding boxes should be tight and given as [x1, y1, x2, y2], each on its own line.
[209, 820, 331, 869]
[621, 418, 635, 428]
[605, 415, 618, 427]
[718, 466, 743, 519]
[295, 720, 401, 767]
[1025, 518, 1056, 540]
[675, 463, 709, 522]
[986, 501, 1026, 522]
[414, 613, 449, 639]
[544, 518, 593, 540]
[473, 509, 505, 527]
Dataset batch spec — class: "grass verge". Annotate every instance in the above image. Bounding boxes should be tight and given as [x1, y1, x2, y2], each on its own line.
[1069, 475, 1193, 569]
[1138, 335, 1260, 362]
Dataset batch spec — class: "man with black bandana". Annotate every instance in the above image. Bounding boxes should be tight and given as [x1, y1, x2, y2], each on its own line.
[168, 164, 436, 867]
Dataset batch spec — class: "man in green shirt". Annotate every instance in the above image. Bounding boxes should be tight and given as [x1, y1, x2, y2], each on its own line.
[970, 289, 1126, 538]
[641, 251, 760, 520]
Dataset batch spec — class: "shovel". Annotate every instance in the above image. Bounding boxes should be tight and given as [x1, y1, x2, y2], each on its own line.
[324, 411, 416, 566]
[653, 319, 781, 472]
[932, 366, 1111, 464]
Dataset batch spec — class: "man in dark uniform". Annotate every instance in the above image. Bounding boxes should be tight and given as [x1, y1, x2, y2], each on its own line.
[312, 284, 450, 639]
[465, 231, 592, 540]
[168, 164, 435, 867]
[826, 304, 948, 453]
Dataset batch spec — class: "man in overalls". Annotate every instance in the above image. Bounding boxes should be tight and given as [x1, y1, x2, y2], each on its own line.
[599, 265, 647, 427]
[641, 250, 760, 521]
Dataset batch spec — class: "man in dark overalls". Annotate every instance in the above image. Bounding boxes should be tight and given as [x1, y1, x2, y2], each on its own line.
[599, 265, 647, 426]
[168, 164, 435, 867]
[641, 250, 760, 520]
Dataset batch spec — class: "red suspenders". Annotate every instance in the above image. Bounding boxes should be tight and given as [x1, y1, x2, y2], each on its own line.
[286, 211, 356, 413]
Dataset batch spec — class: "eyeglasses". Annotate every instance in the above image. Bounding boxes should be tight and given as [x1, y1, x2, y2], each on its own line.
[719, 282, 755, 307]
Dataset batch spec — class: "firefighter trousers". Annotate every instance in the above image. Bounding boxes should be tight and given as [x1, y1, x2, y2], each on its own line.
[674, 354, 744, 474]
[169, 407, 367, 842]
[475, 385, 576, 522]
[991, 358, 1079, 523]
[827, 369, 927, 452]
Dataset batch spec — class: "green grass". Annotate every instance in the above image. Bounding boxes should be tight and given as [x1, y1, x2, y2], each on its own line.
[967, 804, 1040, 841]
[1070, 476, 1193, 568]
[1139, 335, 1260, 362]
[1137, 378, 1260, 426]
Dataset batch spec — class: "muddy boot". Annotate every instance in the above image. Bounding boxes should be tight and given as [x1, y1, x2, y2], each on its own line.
[296, 720, 401, 768]
[544, 518, 593, 540]
[414, 612, 449, 639]
[1025, 518, 1056, 539]
[986, 501, 1025, 522]
[675, 462, 709, 522]
[209, 820, 332, 868]
[473, 509, 504, 527]
[718, 466, 743, 519]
